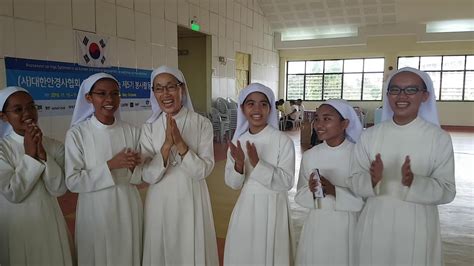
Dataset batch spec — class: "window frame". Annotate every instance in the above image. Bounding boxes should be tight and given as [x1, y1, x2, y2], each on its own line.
[285, 57, 385, 101]
[397, 54, 474, 102]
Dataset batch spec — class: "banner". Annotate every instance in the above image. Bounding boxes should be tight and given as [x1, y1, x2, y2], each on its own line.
[76, 31, 110, 68]
[5, 57, 152, 116]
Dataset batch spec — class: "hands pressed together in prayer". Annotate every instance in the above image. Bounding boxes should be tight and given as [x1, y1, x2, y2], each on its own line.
[161, 114, 189, 165]
[370, 153, 414, 187]
[24, 123, 47, 161]
[228, 140, 259, 174]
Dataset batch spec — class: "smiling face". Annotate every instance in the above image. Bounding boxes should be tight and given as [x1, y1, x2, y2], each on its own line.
[85, 78, 120, 125]
[387, 71, 429, 125]
[314, 104, 348, 147]
[0, 91, 38, 136]
[242, 92, 270, 134]
[153, 73, 184, 116]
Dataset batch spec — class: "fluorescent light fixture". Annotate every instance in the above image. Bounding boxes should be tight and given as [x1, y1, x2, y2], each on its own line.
[426, 19, 474, 33]
[281, 26, 358, 41]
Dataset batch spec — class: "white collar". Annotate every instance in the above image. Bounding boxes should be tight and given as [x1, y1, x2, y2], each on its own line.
[10, 130, 24, 143]
[91, 115, 117, 129]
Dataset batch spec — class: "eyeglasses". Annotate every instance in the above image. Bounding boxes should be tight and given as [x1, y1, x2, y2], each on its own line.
[89, 91, 121, 98]
[387, 86, 426, 95]
[3, 104, 38, 115]
[152, 82, 183, 94]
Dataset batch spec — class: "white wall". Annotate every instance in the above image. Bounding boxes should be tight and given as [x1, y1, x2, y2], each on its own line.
[0, 0, 280, 141]
[209, 0, 280, 101]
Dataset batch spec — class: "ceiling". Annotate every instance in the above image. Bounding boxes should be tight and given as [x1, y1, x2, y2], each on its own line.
[257, 0, 474, 41]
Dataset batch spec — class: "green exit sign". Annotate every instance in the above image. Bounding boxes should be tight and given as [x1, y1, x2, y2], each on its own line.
[191, 21, 200, 31]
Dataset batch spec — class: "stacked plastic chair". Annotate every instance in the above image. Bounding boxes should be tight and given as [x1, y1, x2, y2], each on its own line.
[225, 97, 238, 138]
[353, 106, 366, 128]
[278, 111, 287, 131]
[210, 107, 230, 143]
[215, 97, 230, 121]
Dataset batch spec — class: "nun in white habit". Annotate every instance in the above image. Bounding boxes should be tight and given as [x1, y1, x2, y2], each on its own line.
[65, 73, 143, 266]
[139, 65, 218, 266]
[350, 67, 456, 266]
[224, 83, 295, 266]
[295, 99, 364, 266]
[0, 87, 72, 266]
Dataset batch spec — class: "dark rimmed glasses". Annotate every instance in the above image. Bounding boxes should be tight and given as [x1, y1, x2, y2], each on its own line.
[89, 91, 121, 98]
[152, 82, 183, 94]
[3, 103, 38, 115]
[387, 86, 426, 95]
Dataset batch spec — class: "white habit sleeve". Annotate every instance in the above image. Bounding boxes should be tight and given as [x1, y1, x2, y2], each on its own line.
[295, 157, 318, 209]
[334, 186, 364, 212]
[65, 129, 115, 193]
[224, 148, 245, 190]
[41, 138, 67, 197]
[139, 123, 169, 184]
[179, 118, 215, 181]
[250, 134, 295, 191]
[349, 132, 376, 198]
[405, 132, 456, 205]
[0, 149, 44, 203]
[128, 126, 143, 185]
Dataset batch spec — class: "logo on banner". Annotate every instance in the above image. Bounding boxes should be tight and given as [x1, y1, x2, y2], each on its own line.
[76, 32, 109, 67]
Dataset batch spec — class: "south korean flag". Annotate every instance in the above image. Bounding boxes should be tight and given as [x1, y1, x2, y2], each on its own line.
[76, 31, 110, 68]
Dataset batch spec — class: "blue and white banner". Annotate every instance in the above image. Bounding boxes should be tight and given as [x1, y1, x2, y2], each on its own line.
[5, 57, 152, 116]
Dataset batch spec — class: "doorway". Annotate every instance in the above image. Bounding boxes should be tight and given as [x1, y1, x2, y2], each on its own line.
[235, 52, 250, 95]
[177, 26, 211, 113]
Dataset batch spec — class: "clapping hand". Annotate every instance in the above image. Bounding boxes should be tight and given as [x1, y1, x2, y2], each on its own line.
[228, 140, 245, 174]
[228, 140, 260, 173]
[370, 153, 383, 187]
[401, 155, 414, 187]
[246, 141, 259, 167]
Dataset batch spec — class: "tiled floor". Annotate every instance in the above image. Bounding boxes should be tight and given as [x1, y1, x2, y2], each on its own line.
[58, 126, 474, 266]
[438, 131, 474, 266]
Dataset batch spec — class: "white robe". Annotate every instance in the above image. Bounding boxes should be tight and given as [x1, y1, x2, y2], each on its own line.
[224, 125, 295, 266]
[351, 117, 456, 266]
[295, 140, 364, 266]
[0, 131, 72, 266]
[139, 107, 218, 266]
[65, 116, 143, 266]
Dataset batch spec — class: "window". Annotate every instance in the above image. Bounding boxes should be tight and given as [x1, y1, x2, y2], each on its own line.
[286, 58, 385, 101]
[398, 55, 474, 101]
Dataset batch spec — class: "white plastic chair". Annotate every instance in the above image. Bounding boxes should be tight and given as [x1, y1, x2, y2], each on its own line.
[353, 106, 366, 128]
[223, 97, 238, 137]
[288, 117, 302, 129]
[215, 97, 230, 121]
[210, 107, 230, 143]
[278, 111, 287, 131]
